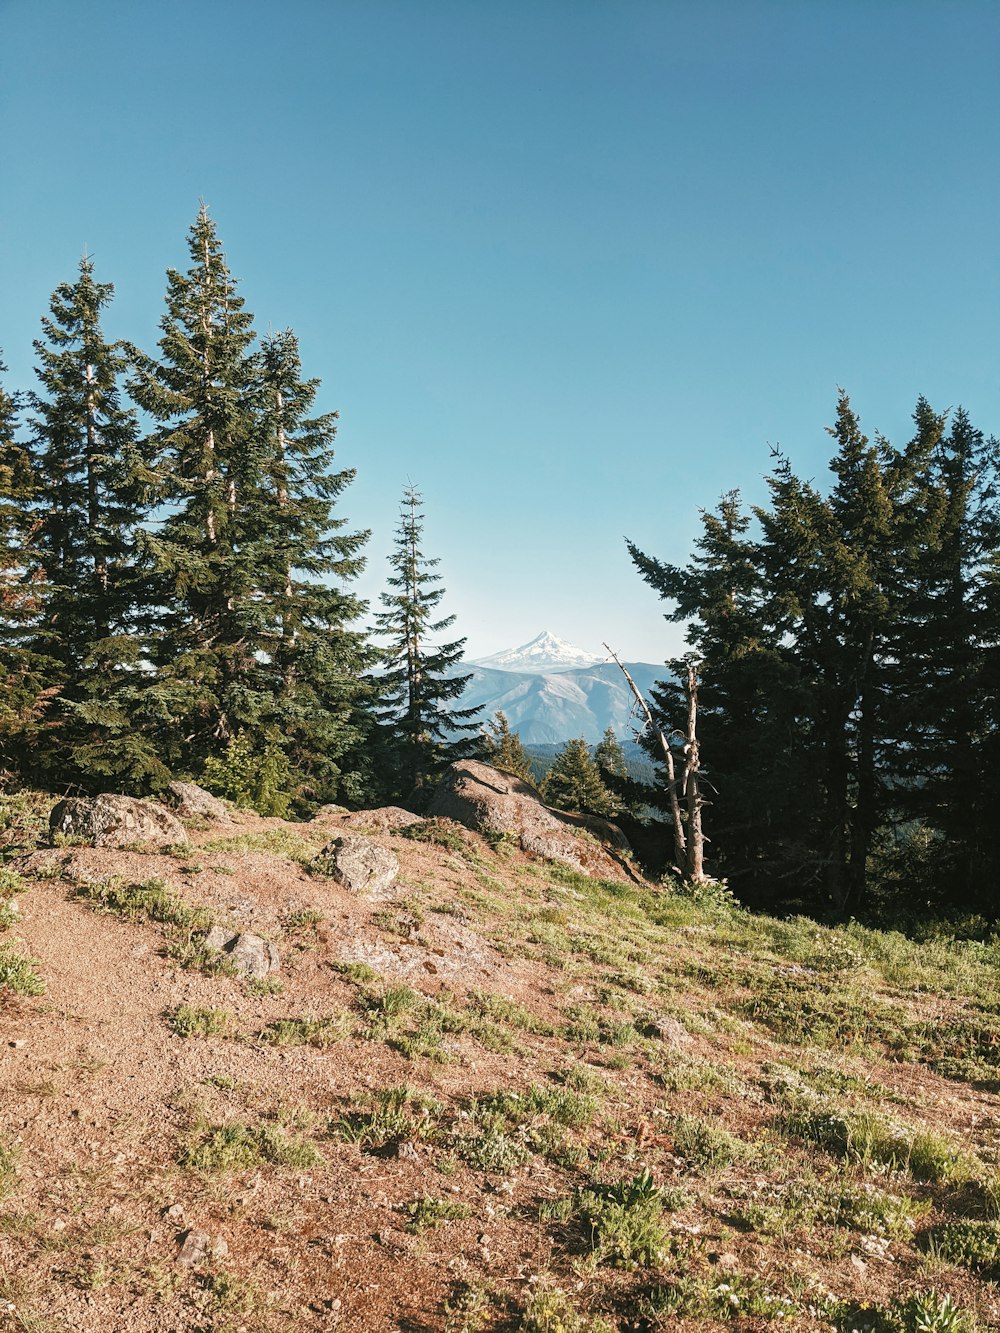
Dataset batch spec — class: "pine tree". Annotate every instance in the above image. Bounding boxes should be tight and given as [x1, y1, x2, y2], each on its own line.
[246, 327, 376, 808]
[25, 260, 160, 788]
[879, 401, 1000, 908]
[129, 206, 262, 777]
[483, 710, 533, 783]
[0, 354, 56, 772]
[629, 490, 808, 898]
[540, 738, 615, 817]
[374, 486, 481, 803]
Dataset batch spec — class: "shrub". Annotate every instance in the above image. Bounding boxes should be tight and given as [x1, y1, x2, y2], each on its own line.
[572, 1169, 671, 1268]
[0, 943, 45, 996]
[919, 1220, 1000, 1278]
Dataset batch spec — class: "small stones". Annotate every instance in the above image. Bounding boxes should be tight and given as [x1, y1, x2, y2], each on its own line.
[203, 927, 280, 979]
[314, 835, 400, 898]
[646, 1016, 693, 1048]
[176, 1228, 229, 1267]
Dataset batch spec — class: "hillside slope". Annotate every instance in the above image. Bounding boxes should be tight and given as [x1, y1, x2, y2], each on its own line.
[2, 791, 1000, 1332]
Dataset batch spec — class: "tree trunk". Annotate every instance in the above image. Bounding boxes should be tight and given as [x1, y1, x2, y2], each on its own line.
[683, 661, 705, 882]
[604, 644, 689, 877]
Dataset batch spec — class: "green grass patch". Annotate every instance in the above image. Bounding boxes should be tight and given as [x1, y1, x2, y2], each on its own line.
[331, 1086, 443, 1149]
[181, 1119, 320, 1171]
[405, 1195, 470, 1233]
[662, 1112, 748, 1172]
[564, 1169, 676, 1269]
[166, 1004, 231, 1038]
[259, 1012, 351, 1047]
[0, 942, 45, 996]
[918, 1220, 1000, 1279]
[74, 876, 209, 929]
[780, 1100, 963, 1182]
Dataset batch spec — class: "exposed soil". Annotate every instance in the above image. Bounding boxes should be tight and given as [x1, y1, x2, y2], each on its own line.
[2, 797, 1000, 1332]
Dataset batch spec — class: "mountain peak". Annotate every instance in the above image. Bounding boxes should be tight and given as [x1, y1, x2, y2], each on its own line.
[471, 630, 605, 674]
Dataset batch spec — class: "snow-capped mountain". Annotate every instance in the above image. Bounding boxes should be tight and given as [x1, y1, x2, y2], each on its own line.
[444, 632, 666, 743]
[471, 630, 606, 675]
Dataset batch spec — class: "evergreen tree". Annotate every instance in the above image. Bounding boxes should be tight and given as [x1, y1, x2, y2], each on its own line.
[246, 327, 376, 808]
[25, 260, 159, 788]
[629, 490, 810, 900]
[631, 391, 1000, 920]
[129, 206, 263, 777]
[483, 710, 533, 783]
[0, 354, 55, 772]
[879, 401, 1000, 909]
[374, 486, 481, 803]
[594, 727, 628, 783]
[540, 737, 616, 817]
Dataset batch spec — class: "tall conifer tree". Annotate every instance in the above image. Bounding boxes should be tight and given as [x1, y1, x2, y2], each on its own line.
[248, 328, 375, 806]
[0, 354, 55, 772]
[129, 206, 261, 775]
[374, 487, 481, 803]
[25, 260, 158, 788]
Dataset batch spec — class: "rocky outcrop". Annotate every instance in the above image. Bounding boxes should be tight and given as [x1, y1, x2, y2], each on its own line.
[313, 834, 400, 897]
[165, 781, 233, 824]
[49, 795, 188, 849]
[203, 927, 280, 979]
[340, 806, 424, 833]
[427, 760, 635, 881]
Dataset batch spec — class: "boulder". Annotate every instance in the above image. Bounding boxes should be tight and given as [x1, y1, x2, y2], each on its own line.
[49, 794, 188, 849]
[203, 927, 280, 979]
[166, 781, 233, 824]
[314, 834, 400, 897]
[427, 760, 634, 881]
[340, 806, 424, 833]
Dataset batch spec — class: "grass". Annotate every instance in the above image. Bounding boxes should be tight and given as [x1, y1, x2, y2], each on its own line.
[181, 1118, 321, 1171]
[165, 1004, 231, 1038]
[199, 829, 318, 861]
[660, 1112, 749, 1172]
[331, 1086, 444, 1149]
[556, 1168, 676, 1269]
[0, 1137, 19, 1202]
[258, 1012, 351, 1047]
[73, 875, 210, 929]
[919, 1220, 1000, 1278]
[405, 1195, 471, 1232]
[779, 1098, 964, 1182]
[0, 942, 45, 996]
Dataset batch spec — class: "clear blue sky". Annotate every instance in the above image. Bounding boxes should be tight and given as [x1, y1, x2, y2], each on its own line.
[3, 0, 999, 663]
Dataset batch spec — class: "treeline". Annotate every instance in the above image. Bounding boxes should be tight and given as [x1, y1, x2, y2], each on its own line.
[0, 208, 479, 813]
[629, 391, 1000, 927]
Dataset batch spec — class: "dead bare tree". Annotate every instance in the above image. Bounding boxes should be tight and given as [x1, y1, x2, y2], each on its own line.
[603, 645, 706, 883]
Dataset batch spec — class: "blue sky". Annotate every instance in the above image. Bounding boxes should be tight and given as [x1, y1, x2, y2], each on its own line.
[3, 0, 999, 663]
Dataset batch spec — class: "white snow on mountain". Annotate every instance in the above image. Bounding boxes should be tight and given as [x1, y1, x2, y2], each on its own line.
[471, 630, 606, 675]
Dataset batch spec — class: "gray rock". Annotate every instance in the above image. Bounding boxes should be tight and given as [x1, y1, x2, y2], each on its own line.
[203, 926, 280, 979]
[49, 794, 188, 849]
[176, 1228, 228, 1267]
[427, 760, 633, 881]
[166, 781, 233, 824]
[646, 1016, 693, 1048]
[315, 835, 399, 897]
[340, 806, 424, 833]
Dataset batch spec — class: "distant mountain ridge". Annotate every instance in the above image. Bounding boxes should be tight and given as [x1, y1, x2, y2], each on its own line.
[453, 632, 664, 745]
